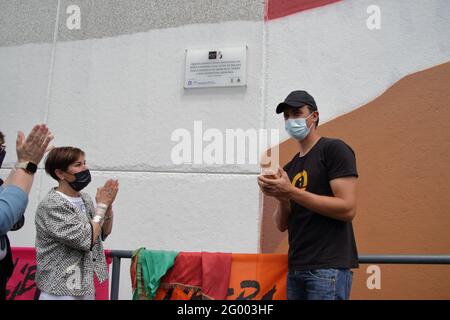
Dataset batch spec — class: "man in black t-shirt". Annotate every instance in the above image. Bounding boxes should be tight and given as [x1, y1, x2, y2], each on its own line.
[258, 90, 358, 300]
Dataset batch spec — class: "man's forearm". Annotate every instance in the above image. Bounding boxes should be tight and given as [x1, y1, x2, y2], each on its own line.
[273, 199, 291, 232]
[288, 188, 355, 222]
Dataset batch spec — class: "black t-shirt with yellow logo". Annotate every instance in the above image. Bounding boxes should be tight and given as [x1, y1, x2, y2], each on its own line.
[283, 137, 359, 271]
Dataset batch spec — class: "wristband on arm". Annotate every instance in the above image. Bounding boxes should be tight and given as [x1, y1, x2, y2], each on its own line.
[95, 203, 108, 218]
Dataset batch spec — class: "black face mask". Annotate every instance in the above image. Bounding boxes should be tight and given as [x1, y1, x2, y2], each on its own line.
[67, 169, 91, 192]
[0, 148, 5, 168]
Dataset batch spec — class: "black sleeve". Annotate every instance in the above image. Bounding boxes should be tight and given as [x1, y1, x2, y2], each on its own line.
[325, 140, 358, 181]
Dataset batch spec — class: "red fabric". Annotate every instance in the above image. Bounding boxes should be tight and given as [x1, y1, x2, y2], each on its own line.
[6, 247, 111, 300]
[266, 0, 341, 20]
[162, 252, 202, 287]
[97, 249, 112, 300]
[5, 247, 38, 300]
[160, 252, 232, 300]
[202, 252, 232, 300]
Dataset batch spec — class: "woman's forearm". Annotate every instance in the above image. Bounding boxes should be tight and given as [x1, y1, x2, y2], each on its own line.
[101, 207, 113, 238]
[4, 168, 34, 194]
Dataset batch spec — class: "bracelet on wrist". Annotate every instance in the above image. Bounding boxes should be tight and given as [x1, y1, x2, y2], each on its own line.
[92, 215, 104, 225]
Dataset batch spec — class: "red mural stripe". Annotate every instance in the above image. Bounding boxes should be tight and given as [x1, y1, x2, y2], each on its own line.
[266, 0, 342, 20]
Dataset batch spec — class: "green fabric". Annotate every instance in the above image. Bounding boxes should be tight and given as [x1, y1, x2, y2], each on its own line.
[132, 248, 178, 299]
[132, 248, 144, 300]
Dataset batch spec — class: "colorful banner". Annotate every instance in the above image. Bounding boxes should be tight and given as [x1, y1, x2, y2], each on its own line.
[153, 253, 287, 300]
[6, 247, 112, 300]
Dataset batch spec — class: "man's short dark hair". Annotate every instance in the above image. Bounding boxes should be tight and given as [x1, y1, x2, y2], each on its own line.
[0, 131, 4, 144]
[305, 105, 319, 127]
[45, 147, 85, 181]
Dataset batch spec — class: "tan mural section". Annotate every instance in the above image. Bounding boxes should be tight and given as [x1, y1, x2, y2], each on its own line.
[259, 62, 450, 299]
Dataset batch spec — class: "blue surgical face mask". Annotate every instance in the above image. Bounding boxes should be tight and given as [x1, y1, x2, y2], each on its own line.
[285, 112, 315, 141]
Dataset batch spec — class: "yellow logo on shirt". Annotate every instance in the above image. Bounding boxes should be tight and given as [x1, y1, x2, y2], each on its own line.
[292, 170, 308, 190]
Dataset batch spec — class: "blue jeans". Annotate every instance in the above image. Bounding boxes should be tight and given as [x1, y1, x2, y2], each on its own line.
[287, 268, 353, 300]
